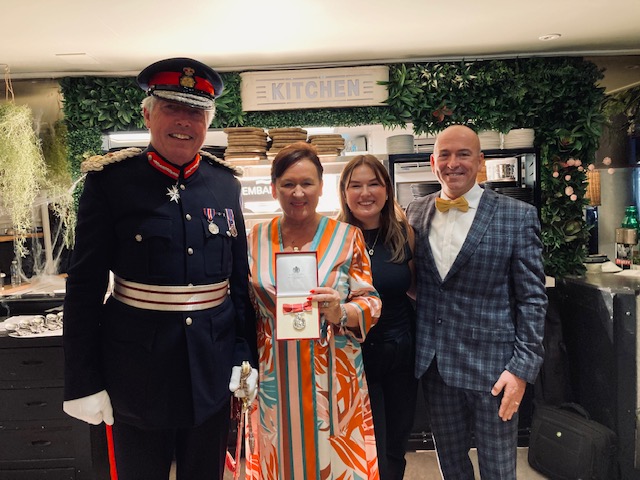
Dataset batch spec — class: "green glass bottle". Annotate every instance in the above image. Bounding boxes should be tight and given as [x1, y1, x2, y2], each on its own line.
[622, 206, 639, 230]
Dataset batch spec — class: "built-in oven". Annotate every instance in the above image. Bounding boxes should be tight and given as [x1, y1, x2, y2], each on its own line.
[389, 153, 439, 209]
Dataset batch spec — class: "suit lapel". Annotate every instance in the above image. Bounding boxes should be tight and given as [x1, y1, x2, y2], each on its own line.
[443, 189, 498, 282]
[415, 194, 442, 282]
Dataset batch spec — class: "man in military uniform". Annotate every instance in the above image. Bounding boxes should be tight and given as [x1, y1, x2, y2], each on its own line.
[62, 58, 257, 480]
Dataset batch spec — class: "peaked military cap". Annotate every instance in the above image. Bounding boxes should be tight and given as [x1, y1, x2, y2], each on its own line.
[137, 57, 224, 110]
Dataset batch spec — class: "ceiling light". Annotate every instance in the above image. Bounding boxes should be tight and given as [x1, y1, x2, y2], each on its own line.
[305, 127, 336, 135]
[108, 132, 150, 142]
[539, 34, 562, 41]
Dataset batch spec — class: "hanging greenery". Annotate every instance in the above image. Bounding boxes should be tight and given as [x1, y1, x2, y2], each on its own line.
[0, 103, 47, 257]
[604, 84, 640, 139]
[41, 121, 77, 247]
[60, 57, 608, 277]
[376, 58, 608, 277]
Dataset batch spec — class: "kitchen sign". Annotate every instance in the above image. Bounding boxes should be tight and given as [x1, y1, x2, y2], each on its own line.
[240, 66, 389, 111]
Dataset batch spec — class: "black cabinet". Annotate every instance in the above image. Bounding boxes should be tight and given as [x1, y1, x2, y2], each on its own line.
[0, 325, 109, 478]
[555, 274, 640, 480]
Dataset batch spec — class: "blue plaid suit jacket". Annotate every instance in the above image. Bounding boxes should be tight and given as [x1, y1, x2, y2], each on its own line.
[406, 188, 547, 391]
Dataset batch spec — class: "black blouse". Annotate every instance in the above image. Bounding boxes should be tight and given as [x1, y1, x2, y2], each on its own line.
[363, 228, 415, 341]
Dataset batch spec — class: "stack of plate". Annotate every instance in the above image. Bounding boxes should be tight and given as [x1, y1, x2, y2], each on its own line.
[223, 127, 268, 164]
[414, 136, 436, 153]
[503, 128, 535, 149]
[308, 134, 345, 158]
[267, 128, 308, 158]
[478, 130, 501, 150]
[387, 135, 414, 154]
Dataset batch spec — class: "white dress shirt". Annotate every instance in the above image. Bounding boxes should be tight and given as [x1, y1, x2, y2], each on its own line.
[429, 183, 484, 280]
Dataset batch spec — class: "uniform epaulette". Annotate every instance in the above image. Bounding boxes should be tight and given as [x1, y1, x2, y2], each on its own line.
[199, 150, 244, 177]
[80, 147, 143, 173]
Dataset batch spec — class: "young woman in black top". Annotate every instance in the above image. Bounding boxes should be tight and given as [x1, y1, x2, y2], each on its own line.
[338, 155, 418, 480]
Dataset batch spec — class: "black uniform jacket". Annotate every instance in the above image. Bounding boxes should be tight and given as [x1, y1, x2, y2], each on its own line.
[63, 148, 255, 429]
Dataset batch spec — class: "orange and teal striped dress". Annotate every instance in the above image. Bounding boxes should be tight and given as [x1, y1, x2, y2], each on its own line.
[245, 216, 381, 480]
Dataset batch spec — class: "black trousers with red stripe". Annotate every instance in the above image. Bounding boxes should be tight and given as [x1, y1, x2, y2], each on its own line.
[110, 404, 229, 480]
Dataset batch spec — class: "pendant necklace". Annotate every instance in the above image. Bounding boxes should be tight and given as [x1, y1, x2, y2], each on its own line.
[365, 229, 380, 256]
[279, 223, 300, 251]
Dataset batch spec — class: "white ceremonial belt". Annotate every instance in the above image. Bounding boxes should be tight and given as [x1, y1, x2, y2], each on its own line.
[112, 276, 229, 312]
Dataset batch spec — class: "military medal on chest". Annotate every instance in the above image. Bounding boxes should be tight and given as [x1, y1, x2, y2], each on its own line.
[203, 208, 219, 234]
[225, 208, 238, 237]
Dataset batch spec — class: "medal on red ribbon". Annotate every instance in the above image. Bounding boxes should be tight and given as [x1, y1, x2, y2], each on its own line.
[282, 300, 311, 330]
[203, 208, 219, 234]
[282, 300, 312, 313]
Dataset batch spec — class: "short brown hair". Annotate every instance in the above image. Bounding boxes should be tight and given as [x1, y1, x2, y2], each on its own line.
[271, 142, 323, 184]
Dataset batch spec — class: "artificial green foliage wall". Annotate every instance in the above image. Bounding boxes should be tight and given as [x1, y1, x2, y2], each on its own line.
[60, 57, 607, 277]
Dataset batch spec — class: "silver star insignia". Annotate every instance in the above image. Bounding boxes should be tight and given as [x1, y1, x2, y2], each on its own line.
[166, 185, 181, 203]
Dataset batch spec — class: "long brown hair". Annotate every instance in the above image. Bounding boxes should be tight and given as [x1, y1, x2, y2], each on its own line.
[337, 155, 410, 263]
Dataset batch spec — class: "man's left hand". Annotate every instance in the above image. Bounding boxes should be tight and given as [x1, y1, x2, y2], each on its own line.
[229, 364, 258, 402]
[491, 370, 526, 421]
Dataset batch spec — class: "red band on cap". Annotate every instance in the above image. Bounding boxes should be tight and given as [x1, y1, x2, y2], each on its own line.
[148, 72, 215, 95]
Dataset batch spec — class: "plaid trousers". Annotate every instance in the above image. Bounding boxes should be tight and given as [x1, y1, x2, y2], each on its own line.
[423, 362, 519, 480]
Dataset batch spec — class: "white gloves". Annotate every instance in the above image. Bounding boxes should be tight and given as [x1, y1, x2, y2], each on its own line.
[228, 364, 258, 402]
[63, 389, 114, 425]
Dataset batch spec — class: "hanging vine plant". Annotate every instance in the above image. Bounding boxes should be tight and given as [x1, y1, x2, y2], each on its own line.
[41, 120, 77, 248]
[0, 103, 47, 257]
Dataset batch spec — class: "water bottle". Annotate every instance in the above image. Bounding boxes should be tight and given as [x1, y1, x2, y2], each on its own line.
[10, 260, 21, 288]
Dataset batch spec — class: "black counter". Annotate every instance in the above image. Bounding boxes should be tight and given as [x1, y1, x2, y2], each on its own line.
[0, 295, 109, 480]
[555, 272, 640, 480]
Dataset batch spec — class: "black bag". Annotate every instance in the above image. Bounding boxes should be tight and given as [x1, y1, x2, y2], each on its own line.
[528, 403, 617, 480]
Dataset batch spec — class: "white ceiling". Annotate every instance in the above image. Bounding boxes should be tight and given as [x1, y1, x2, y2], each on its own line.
[2, 0, 640, 92]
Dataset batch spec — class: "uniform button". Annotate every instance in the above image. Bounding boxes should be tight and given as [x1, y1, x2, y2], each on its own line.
[185, 317, 193, 326]
[180, 184, 186, 190]
[135, 234, 143, 242]
[437, 319, 443, 324]
[187, 247, 194, 255]
[185, 214, 192, 221]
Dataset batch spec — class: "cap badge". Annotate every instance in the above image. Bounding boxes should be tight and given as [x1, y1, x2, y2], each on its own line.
[179, 67, 196, 89]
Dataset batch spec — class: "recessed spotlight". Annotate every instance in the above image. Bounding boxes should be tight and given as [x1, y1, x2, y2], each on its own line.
[539, 33, 562, 41]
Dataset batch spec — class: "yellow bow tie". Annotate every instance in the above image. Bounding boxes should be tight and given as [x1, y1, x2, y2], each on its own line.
[435, 196, 469, 213]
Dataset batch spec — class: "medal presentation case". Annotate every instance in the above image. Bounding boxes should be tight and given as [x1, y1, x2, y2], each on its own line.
[275, 251, 320, 340]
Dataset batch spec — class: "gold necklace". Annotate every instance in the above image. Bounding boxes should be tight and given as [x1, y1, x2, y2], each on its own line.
[365, 229, 381, 256]
[279, 221, 315, 251]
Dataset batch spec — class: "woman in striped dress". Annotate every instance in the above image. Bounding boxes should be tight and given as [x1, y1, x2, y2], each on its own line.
[245, 142, 382, 480]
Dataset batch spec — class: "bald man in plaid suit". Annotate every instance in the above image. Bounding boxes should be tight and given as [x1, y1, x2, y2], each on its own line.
[406, 125, 547, 479]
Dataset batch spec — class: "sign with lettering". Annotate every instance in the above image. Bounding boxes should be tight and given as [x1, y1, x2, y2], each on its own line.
[240, 66, 389, 111]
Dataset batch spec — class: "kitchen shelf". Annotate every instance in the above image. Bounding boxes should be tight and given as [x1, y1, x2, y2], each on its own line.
[0, 233, 44, 243]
